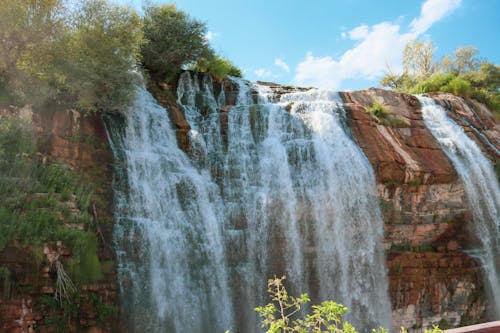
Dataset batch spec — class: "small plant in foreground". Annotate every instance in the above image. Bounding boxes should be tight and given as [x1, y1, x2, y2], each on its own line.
[254, 276, 443, 333]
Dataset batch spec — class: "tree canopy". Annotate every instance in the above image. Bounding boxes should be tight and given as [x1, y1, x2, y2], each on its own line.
[0, 0, 242, 112]
[380, 40, 500, 116]
[141, 4, 211, 77]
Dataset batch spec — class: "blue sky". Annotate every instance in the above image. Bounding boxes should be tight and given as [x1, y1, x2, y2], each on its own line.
[114, 0, 499, 91]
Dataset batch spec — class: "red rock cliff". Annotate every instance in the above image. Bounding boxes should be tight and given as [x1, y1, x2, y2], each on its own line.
[0, 106, 119, 333]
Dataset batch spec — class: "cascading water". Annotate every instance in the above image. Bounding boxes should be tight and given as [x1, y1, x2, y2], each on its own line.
[418, 96, 500, 318]
[106, 87, 234, 332]
[107, 72, 392, 332]
[176, 72, 391, 331]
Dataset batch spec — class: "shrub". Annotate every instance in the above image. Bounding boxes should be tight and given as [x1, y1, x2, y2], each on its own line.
[0, 112, 101, 284]
[254, 276, 443, 333]
[440, 77, 472, 97]
[409, 73, 455, 94]
[141, 4, 211, 77]
[193, 54, 243, 81]
[366, 101, 391, 118]
[1, 0, 143, 113]
[255, 276, 360, 333]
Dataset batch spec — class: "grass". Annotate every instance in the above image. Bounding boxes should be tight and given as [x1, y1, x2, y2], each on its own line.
[0, 112, 101, 285]
[366, 101, 391, 118]
[389, 243, 437, 253]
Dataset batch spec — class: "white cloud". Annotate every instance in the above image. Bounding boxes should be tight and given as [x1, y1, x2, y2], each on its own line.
[293, 0, 461, 89]
[348, 25, 369, 40]
[274, 58, 290, 72]
[341, 32, 347, 39]
[410, 0, 461, 35]
[254, 68, 274, 78]
[205, 31, 219, 41]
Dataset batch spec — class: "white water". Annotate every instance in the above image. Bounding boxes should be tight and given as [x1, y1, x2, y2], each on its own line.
[419, 96, 500, 317]
[107, 87, 234, 332]
[107, 73, 392, 332]
[176, 72, 391, 331]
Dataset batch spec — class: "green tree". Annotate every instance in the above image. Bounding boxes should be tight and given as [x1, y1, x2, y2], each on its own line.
[403, 40, 436, 80]
[380, 40, 500, 116]
[255, 276, 371, 333]
[141, 4, 211, 77]
[23, 0, 143, 112]
[192, 54, 242, 81]
[452, 46, 481, 75]
[1, 0, 143, 112]
[0, 0, 65, 104]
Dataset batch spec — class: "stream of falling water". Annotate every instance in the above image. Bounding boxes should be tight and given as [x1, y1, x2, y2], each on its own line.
[106, 87, 234, 332]
[108, 73, 392, 332]
[177, 72, 391, 331]
[419, 96, 500, 318]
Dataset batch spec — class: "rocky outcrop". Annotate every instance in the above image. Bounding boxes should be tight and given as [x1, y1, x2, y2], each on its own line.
[0, 106, 118, 332]
[343, 89, 497, 331]
[430, 92, 500, 162]
[4, 73, 497, 332]
[158, 77, 497, 331]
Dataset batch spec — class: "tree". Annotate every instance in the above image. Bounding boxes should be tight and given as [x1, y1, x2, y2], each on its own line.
[452, 46, 481, 74]
[0, 0, 66, 104]
[5, 0, 143, 112]
[380, 40, 500, 116]
[141, 4, 211, 77]
[403, 40, 436, 80]
[49, 0, 143, 112]
[192, 54, 243, 81]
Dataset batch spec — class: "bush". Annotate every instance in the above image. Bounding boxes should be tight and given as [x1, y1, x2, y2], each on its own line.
[409, 73, 455, 94]
[141, 4, 211, 77]
[54, 0, 143, 112]
[366, 101, 391, 118]
[254, 276, 443, 333]
[0, 112, 101, 284]
[193, 54, 242, 81]
[1, 0, 143, 113]
[440, 77, 472, 96]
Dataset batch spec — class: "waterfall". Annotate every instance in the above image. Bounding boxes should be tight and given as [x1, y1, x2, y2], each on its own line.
[177, 72, 391, 331]
[107, 73, 392, 332]
[106, 87, 234, 332]
[418, 96, 500, 318]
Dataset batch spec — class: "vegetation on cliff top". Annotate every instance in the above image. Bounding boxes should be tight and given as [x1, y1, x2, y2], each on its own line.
[0, 0, 242, 114]
[380, 40, 500, 117]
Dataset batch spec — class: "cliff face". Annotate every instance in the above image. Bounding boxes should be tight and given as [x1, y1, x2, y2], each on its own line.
[0, 106, 118, 332]
[154, 76, 499, 331]
[2, 76, 498, 332]
[343, 88, 499, 330]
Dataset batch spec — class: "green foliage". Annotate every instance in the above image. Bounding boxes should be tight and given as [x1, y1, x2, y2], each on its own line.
[193, 54, 243, 81]
[0, 112, 101, 284]
[381, 41, 500, 116]
[255, 276, 369, 333]
[0, 0, 66, 106]
[141, 4, 211, 77]
[403, 40, 436, 80]
[0, 0, 143, 112]
[366, 101, 391, 118]
[440, 77, 472, 96]
[0, 266, 12, 298]
[57, 0, 142, 112]
[37, 292, 117, 331]
[1, 0, 241, 111]
[389, 243, 436, 253]
[255, 276, 443, 333]
[409, 73, 455, 94]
